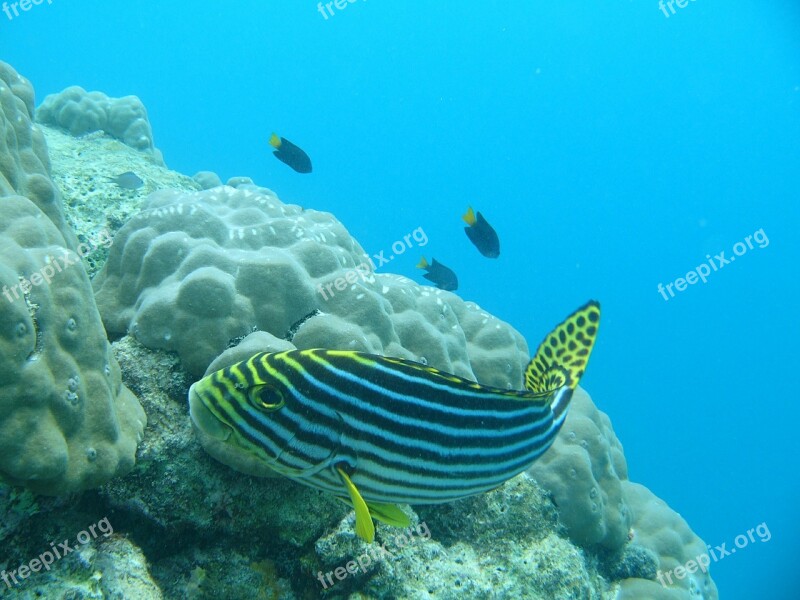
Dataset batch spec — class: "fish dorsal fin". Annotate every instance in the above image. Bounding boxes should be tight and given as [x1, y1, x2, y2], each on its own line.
[462, 206, 477, 226]
[525, 301, 600, 394]
[269, 133, 282, 149]
[416, 256, 429, 269]
[337, 467, 375, 543]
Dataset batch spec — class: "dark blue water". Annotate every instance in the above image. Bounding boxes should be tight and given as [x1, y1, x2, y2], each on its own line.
[4, 1, 798, 597]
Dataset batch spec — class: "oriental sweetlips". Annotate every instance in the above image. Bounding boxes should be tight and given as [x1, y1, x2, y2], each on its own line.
[189, 301, 600, 542]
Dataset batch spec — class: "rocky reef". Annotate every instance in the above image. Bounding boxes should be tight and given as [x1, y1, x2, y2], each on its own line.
[0, 62, 718, 599]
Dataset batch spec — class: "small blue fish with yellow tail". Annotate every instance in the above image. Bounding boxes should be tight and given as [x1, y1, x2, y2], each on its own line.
[416, 256, 459, 291]
[462, 206, 500, 258]
[188, 301, 600, 542]
[269, 133, 312, 174]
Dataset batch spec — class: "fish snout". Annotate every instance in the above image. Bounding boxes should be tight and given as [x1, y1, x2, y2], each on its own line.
[188, 382, 231, 442]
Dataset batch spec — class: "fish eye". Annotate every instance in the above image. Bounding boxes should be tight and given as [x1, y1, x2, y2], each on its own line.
[248, 385, 285, 412]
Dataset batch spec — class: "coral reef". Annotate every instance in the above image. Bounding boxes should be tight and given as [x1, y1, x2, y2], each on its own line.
[617, 481, 718, 599]
[0, 195, 146, 494]
[0, 483, 39, 543]
[0, 62, 718, 599]
[0, 65, 148, 497]
[0, 508, 162, 599]
[36, 86, 163, 163]
[102, 337, 618, 599]
[528, 390, 718, 599]
[527, 388, 631, 550]
[192, 170, 223, 190]
[92, 184, 530, 381]
[0, 62, 77, 248]
[313, 502, 610, 600]
[43, 125, 198, 277]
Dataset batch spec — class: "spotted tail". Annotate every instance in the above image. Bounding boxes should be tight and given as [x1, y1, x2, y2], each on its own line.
[524, 300, 601, 421]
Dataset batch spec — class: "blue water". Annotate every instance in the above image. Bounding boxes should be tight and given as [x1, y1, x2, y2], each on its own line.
[3, 1, 798, 597]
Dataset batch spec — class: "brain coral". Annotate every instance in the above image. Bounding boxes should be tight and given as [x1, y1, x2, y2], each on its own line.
[528, 390, 718, 599]
[36, 86, 162, 162]
[618, 481, 718, 600]
[528, 387, 631, 550]
[93, 184, 530, 381]
[0, 62, 77, 248]
[0, 195, 146, 494]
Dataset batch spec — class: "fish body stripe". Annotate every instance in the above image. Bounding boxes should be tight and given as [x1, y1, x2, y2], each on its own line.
[207, 352, 559, 469]
[277, 351, 553, 445]
[228, 350, 558, 460]
[197, 349, 567, 503]
[190, 301, 600, 506]
[276, 349, 552, 422]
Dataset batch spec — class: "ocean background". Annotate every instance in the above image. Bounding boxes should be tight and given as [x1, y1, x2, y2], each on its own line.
[3, 1, 798, 597]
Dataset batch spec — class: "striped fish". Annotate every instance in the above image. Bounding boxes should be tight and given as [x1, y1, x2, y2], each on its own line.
[189, 301, 600, 542]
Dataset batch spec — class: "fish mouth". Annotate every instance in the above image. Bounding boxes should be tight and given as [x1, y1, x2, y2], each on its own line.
[188, 383, 232, 442]
[187, 382, 283, 478]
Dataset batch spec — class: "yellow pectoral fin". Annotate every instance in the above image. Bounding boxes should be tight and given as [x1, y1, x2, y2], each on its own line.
[337, 468, 375, 543]
[269, 133, 282, 149]
[367, 502, 411, 528]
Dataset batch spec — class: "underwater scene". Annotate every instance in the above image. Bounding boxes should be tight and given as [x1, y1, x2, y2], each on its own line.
[1, 2, 797, 599]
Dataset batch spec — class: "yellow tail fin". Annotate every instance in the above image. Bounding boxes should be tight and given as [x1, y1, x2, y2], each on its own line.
[462, 206, 476, 226]
[525, 300, 600, 394]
